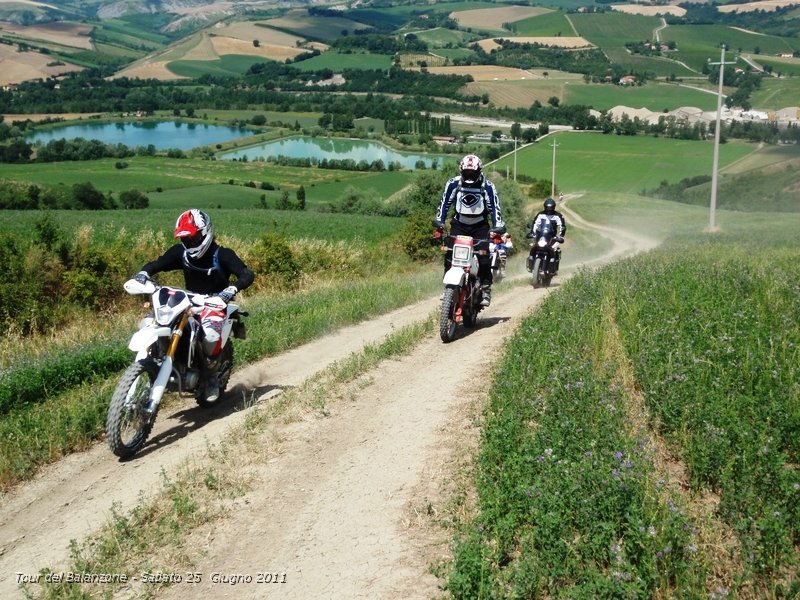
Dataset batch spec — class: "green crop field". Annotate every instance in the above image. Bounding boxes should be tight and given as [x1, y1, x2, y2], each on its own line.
[411, 27, 471, 48]
[749, 78, 800, 111]
[749, 56, 800, 77]
[564, 81, 719, 112]
[665, 24, 800, 72]
[451, 221, 800, 597]
[493, 133, 758, 194]
[0, 156, 413, 199]
[292, 50, 393, 72]
[510, 10, 575, 37]
[168, 54, 274, 78]
[570, 12, 662, 48]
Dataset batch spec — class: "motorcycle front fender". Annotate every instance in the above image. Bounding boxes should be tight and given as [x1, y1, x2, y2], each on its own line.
[129, 326, 172, 355]
[443, 267, 467, 288]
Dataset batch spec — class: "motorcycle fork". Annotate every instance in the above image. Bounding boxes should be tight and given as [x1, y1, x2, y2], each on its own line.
[168, 311, 191, 359]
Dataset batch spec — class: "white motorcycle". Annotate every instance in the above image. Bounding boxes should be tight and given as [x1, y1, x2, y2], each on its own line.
[105, 276, 247, 458]
[434, 221, 505, 343]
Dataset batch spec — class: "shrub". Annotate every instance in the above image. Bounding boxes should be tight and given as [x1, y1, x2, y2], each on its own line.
[251, 232, 300, 290]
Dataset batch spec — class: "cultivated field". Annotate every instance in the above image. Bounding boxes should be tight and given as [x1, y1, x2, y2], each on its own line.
[0, 20, 93, 49]
[449, 5, 553, 31]
[476, 36, 593, 52]
[410, 64, 534, 80]
[718, 0, 800, 12]
[264, 8, 372, 41]
[610, 4, 687, 17]
[0, 42, 83, 86]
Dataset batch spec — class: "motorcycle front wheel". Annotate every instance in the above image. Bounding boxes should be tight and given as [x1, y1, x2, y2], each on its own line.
[106, 359, 159, 459]
[532, 257, 543, 288]
[439, 287, 458, 343]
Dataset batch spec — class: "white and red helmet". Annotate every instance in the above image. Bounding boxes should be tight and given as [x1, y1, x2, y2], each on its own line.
[174, 209, 214, 259]
[459, 154, 483, 185]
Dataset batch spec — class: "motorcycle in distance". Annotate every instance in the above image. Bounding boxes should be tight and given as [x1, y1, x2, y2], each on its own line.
[105, 275, 247, 459]
[434, 220, 506, 343]
[526, 219, 564, 289]
[489, 232, 510, 282]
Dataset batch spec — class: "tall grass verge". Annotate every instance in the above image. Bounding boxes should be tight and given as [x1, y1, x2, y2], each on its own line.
[448, 236, 799, 598]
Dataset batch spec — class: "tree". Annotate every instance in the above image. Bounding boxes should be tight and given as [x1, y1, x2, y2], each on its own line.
[72, 182, 107, 210]
[253, 39, 260, 47]
[296, 185, 306, 210]
[119, 189, 149, 209]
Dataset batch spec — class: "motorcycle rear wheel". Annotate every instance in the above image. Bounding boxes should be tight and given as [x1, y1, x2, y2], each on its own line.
[196, 341, 234, 408]
[439, 287, 458, 343]
[106, 359, 159, 459]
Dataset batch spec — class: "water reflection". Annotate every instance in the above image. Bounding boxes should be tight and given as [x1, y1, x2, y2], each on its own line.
[220, 136, 448, 169]
[26, 121, 254, 150]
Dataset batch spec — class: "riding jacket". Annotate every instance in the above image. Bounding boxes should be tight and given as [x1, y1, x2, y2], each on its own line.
[436, 175, 504, 228]
[140, 242, 255, 295]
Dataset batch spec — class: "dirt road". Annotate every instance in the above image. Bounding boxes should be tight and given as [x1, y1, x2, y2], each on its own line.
[0, 205, 657, 599]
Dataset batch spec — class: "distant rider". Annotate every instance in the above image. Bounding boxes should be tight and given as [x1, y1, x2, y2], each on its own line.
[133, 209, 255, 402]
[433, 154, 505, 307]
[528, 197, 566, 273]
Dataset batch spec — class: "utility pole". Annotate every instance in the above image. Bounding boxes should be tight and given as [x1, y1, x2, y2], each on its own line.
[708, 45, 735, 232]
[550, 138, 559, 197]
[513, 136, 517, 182]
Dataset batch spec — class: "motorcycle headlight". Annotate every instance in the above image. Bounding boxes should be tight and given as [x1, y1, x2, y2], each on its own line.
[156, 306, 174, 325]
[537, 238, 547, 247]
[453, 245, 470, 261]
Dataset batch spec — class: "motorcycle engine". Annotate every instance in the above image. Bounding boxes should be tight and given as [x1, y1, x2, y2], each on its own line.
[185, 368, 200, 391]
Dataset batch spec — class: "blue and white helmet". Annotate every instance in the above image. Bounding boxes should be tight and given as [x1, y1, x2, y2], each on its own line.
[459, 154, 483, 186]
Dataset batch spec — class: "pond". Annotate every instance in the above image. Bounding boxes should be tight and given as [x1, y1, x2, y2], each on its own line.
[219, 136, 452, 170]
[25, 121, 257, 150]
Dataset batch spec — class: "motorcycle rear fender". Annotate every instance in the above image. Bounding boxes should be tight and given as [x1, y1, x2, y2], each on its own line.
[129, 326, 171, 355]
[443, 266, 467, 287]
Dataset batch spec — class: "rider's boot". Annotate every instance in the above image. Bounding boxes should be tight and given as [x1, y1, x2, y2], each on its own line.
[204, 355, 220, 402]
[480, 285, 491, 307]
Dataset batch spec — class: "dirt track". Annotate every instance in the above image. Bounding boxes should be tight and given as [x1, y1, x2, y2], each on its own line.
[0, 202, 657, 599]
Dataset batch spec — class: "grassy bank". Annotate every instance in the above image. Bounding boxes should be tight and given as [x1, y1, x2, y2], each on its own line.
[448, 232, 799, 598]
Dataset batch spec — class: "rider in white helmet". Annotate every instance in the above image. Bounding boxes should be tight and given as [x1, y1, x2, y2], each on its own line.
[433, 154, 505, 307]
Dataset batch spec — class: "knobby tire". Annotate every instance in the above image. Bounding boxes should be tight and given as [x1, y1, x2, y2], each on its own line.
[106, 360, 159, 459]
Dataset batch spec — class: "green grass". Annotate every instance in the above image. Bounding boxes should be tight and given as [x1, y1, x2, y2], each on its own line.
[0, 207, 403, 246]
[0, 155, 410, 198]
[510, 10, 576, 37]
[750, 57, 800, 77]
[570, 12, 662, 49]
[167, 54, 275, 78]
[749, 77, 800, 110]
[448, 220, 800, 597]
[493, 133, 758, 194]
[665, 24, 800, 72]
[564, 81, 719, 112]
[291, 50, 393, 72]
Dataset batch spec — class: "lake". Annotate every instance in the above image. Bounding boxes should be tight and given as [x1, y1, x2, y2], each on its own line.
[25, 121, 256, 150]
[219, 136, 451, 169]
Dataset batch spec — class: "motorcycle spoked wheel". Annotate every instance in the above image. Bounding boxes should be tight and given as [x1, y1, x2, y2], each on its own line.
[463, 285, 478, 328]
[106, 359, 159, 459]
[439, 286, 459, 343]
[195, 341, 234, 408]
[532, 257, 544, 288]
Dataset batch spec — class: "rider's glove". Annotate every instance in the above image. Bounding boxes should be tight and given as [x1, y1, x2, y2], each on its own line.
[133, 271, 149, 284]
[218, 285, 238, 303]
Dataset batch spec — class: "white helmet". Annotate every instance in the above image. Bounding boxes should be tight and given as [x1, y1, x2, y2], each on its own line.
[459, 154, 483, 185]
[174, 209, 214, 259]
